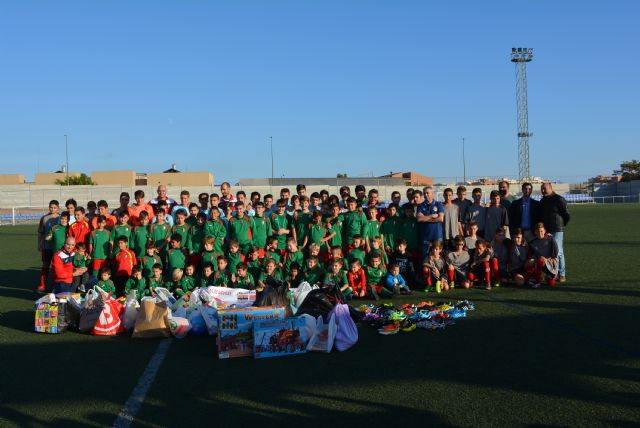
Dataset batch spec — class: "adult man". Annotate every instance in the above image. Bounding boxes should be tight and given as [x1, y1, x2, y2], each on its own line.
[219, 182, 237, 210]
[509, 182, 540, 241]
[128, 190, 155, 226]
[51, 237, 85, 293]
[453, 186, 473, 224]
[37, 200, 60, 291]
[149, 185, 176, 214]
[539, 182, 570, 282]
[499, 181, 516, 209]
[416, 186, 444, 261]
[171, 190, 191, 217]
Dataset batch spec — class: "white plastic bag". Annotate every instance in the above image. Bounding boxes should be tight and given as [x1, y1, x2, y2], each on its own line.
[200, 305, 218, 335]
[123, 291, 140, 332]
[306, 314, 336, 353]
[290, 282, 314, 314]
[169, 317, 191, 338]
[297, 313, 317, 344]
[154, 287, 176, 306]
[188, 307, 207, 335]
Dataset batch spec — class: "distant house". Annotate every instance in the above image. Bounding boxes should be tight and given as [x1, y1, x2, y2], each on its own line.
[379, 171, 433, 186]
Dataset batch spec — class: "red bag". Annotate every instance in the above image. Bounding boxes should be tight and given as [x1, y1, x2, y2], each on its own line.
[92, 299, 123, 336]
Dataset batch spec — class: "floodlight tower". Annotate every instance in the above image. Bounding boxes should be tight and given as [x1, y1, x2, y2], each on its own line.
[511, 47, 533, 182]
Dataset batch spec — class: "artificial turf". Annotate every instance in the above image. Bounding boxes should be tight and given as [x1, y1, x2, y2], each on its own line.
[0, 204, 639, 427]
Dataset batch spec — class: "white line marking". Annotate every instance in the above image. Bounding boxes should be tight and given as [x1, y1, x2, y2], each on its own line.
[113, 338, 172, 428]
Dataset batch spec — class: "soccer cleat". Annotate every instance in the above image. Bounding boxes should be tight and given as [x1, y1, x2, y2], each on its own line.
[559, 276, 566, 283]
[400, 319, 416, 332]
[389, 310, 406, 322]
[445, 308, 467, 319]
[435, 281, 442, 293]
[449, 282, 455, 289]
[484, 282, 492, 290]
[378, 323, 400, 335]
[37, 284, 46, 292]
[493, 282, 500, 288]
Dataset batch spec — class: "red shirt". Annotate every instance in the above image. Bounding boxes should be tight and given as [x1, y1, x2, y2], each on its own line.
[128, 203, 155, 226]
[67, 220, 91, 246]
[91, 214, 117, 230]
[51, 249, 75, 283]
[347, 269, 367, 294]
[114, 248, 136, 277]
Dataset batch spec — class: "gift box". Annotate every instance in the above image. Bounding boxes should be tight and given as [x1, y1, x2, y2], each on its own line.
[253, 317, 308, 359]
[34, 302, 66, 334]
[217, 306, 285, 359]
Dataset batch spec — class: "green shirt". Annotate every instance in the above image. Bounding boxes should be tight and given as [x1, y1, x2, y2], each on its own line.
[229, 215, 253, 249]
[167, 248, 186, 273]
[232, 273, 255, 290]
[201, 250, 219, 272]
[309, 223, 327, 248]
[366, 248, 388, 267]
[50, 224, 69, 252]
[148, 276, 165, 291]
[204, 219, 226, 254]
[98, 279, 116, 294]
[263, 249, 282, 267]
[247, 260, 263, 283]
[124, 277, 149, 299]
[150, 223, 171, 255]
[328, 215, 344, 248]
[343, 210, 367, 245]
[200, 273, 216, 287]
[172, 224, 190, 248]
[323, 271, 348, 290]
[251, 215, 271, 249]
[304, 265, 325, 285]
[227, 251, 243, 274]
[364, 219, 381, 243]
[174, 278, 195, 296]
[72, 253, 90, 268]
[259, 270, 283, 284]
[131, 225, 150, 258]
[400, 217, 418, 251]
[140, 254, 162, 279]
[270, 213, 292, 250]
[113, 224, 132, 249]
[213, 270, 231, 287]
[347, 248, 365, 266]
[186, 224, 205, 254]
[294, 211, 313, 246]
[366, 266, 386, 285]
[284, 250, 304, 277]
[186, 215, 198, 227]
[381, 217, 401, 251]
[90, 229, 112, 260]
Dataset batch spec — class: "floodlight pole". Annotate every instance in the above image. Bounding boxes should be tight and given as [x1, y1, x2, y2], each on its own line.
[270, 136, 274, 192]
[511, 47, 533, 183]
[462, 137, 466, 184]
[64, 134, 69, 185]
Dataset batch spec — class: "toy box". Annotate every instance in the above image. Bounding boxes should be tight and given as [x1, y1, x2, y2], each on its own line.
[253, 317, 308, 359]
[217, 306, 285, 359]
[34, 302, 66, 334]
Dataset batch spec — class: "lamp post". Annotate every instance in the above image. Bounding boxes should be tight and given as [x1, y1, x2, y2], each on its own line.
[64, 134, 69, 185]
[270, 136, 274, 192]
[462, 137, 466, 184]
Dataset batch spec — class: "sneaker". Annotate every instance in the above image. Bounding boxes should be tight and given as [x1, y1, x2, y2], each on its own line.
[559, 276, 566, 283]
[389, 310, 406, 322]
[449, 282, 455, 289]
[78, 284, 86, 293]
[400, 319, 416, 332]
[484, 282, 492, 290]
[532, 282, 541, 289]
[378, 323, 400, 335]
[435, 281, 442, 293]
[37, 284, 46, 292]
[493, 282, 500, 288]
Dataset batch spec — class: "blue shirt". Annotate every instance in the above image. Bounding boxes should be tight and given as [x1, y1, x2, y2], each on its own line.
[521, 197, 531, 229]
[416, 200, 444, 241]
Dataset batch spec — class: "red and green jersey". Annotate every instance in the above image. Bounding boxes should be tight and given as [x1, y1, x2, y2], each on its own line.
[232, 274, 255, 290]
[140, 254, 162, 278]
[72, 253, 90, 268]
[227, 251, 244, 274]
[90, 229, 112, 260]
[283, 250, 304, 277]
[263, 249, 282, 267]
[308, 223, 327, 248]
[347, 248, 365, 267]
[328, 215, 344, 248]
[50, 224, 69, 252]
[148, 276, 165, 292]
[113, 224, 132, 248]
[247, 260, 263, 283]
[124, 277, 149, 299]
[114, 248, 136, 277]
[131, 225, 150, 258]
[294, 211, 312, 247]
[323, 271, 348, 290]
[343, 210, 367, 244]
[201, 250, 219, 272]
[98, 279, 116, 295]
[213, 270, 231, 287]
[251, 215, 271, 249]
[381, 216, 401, 251]
[400, 217, 418, 251]
[186, 224, 205, 254]
[366, 248, 388, 268]
[229, 215, 253, 250]
[366, 266, 386, 285]
[186, 215, 198, 228]
[270, 213, 292, 250]
[259, 270, 283, 284]
[150, 222, 171, 254]
[167, 248, 186, 273]
[304, 265, 325, 286]
[174, 278, 195, 297]
[364, 219, 381, 243]
[200, 273, 216, 287]
[172, 224, 190, 248]
[204, 219, 226, 254]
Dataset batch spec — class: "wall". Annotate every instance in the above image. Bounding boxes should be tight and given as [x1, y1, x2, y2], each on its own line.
[91, 170, 136, 186]
[592, 180, 640, 198]
[146, 172, 213, 187]
[0, 174, 25, 185]
[34, 172, 81, 185]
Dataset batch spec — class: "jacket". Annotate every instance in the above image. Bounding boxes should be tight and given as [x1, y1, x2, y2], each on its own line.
[539, 193, 570, 233]
[509, 197, 540, 234]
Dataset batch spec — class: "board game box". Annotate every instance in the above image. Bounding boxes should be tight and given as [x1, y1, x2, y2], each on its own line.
[217, 306, 285, 359]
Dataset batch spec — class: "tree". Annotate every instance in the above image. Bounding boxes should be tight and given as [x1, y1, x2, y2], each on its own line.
[613, 160, 640, 182]
[336, 173, 348, 178]
[55, 173, 96, 185]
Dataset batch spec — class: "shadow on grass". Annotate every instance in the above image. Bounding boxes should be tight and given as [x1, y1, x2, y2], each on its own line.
[0, 268, 42, 301]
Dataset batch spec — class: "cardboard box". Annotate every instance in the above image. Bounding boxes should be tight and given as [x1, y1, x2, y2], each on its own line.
[34, 302, 66, 334]
[253, 317, 308, 359]
[217, 306, 285, 359]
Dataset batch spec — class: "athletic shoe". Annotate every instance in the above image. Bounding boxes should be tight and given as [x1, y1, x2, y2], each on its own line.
[435, 281, 442, 293]
[456, 300, 475, 311]
[400, 319, 416, 332]
[37, 284, 45, 292]
[446, 308, 466, 319]
[78, 284, 86, 293]
[416, 301, 435, 308]
[493, 282, 500, 288]
[559, 276, 566, 283]
[484, 282, 492, 290]
[532, 282, 541, 289]
[378, 323, 400, 335]
[389, 310, 406, 322]
[449, 282, 455, 289]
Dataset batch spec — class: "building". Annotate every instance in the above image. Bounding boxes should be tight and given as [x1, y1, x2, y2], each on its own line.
[589, 175, 622, 184]
[91, 170, 136, 186]
[35, 171, 81, 185]
[0, 174, 25, 185]
[379, 171, 433, 186]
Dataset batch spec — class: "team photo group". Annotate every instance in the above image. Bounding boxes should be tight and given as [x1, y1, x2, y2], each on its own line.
[37, 180, 570, 299]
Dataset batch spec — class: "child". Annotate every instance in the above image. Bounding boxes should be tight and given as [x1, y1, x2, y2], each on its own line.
[308, 211, 329, 253]
[525, 222, 559, 288]
[326, 203, 344, 249]
[200, 262, 216, 287]
[263, 236, 283, 269]
[214, 256, 231, 287]
[124, 266, 149, 300]
[384, 263, 411, 295]
[484, 190, 509, 243]
[232, 262, 256, 289]
[154, 200, 174, 226]
[167, 233, 187, 275]
[304, 256, 325, 287]
[270, 199, 292, 252]
[71, 242, 91, 292]
[229, 201, 253, 254]
[365, 236, 389, 268]
[283, 237, 304, 278]
[390, 239, 415, 287]
[327, 245, 349, 271]
[92, 200, 117, 230]
[246, 246, 264, 284]
[251, 202, 272, 252]
[140, 241, 163, 280]
[172, 211, 190, 249]
[47, 211, 70, 252]
[186, 202, 200, 227]
[293, 196, 312, 248]
[422, 241, 449, 293]
[468, 239, 496, 290]
[446, 236, 471, 289]
[186, 212, 207, 271]
[347, 259, 375, 299]
[346, 235, 366, 267]
[508, 229, 529, 286]
[148, 263, 165, 294]
[286, 262, 303, 288]
[113, 236, 137, 296]
[204, 208, 226, 255]
[112, 211, 132, 256]
[258, 258, 283, 290]
[171, 268, 194, 297]
[491, 229, 510, 286]
[201, 236, 219, 273]
[399, 204, 419, 259]
[465, 188, 486, 238]
[183, 264, 197, 290]
[89, 215, 112, 277]
[464, 221, 479, 252]
[442, 188, 464, 251]
[380, 203, 401, 254]
[343, 197, 367, 246]
[227, 239, 245, 274]
[131, 211, 151, 259]
[68, 207, 90, 246]
[366, 254, 390, 298]
[97, 267, 116, 295]
[323, 259, 352, 300]
[150, 209, 171, 261]
[364, 206, 382, 253]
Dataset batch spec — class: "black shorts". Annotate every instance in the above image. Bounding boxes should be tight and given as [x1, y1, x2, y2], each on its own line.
[41, 249, 54, 266]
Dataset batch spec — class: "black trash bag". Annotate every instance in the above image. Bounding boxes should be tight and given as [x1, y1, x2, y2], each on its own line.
[295, 287, 342, 321]
[254, 277, 294, 317]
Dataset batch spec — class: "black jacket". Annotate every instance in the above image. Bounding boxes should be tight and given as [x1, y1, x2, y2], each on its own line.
[509, 197, 540, 234]
[539, 193, 570, 233]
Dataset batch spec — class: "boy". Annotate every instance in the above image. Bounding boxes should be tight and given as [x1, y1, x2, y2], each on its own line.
[140, 241, 163, 280]
[186, 202, 201, 227]
[227, 239, 244, 274]
[91, 200, 117, 230]
[468, 239, 495, 290]
[366, 254, 389, 297]
[246, 247, 264, 283]
[423, 241, 448, 292]
[465, 188, 487, 238]
[251, 202, 272, 252]
[89, 215, 112, 277]
[71, 242, 91, 292]
[97, 268, 116, 295]
[447, 236, 471, 289]
[47, 211, 70, 252]
[183, 264, 197, 290]
[204, 208, 226, 255]
[171, 211, 190, 249]
[453, 186, 473, 225]
[148, 263, 165, 294]
[200, 262, 216, 287]
[323, 259, 351, 299]
[214, 256, 231, 287]
[113, 235, 136, 296]
[258, 258, 283, 290]
[308, 211, 328, 253]
[287, 262, 303, 287]
[366, 236, 389, 268]
[263, 194, 274, 216]
[129, 190, 154, 226]
[167, 233, 187, 276]
[346, 235, 366, 267]
[491, 229, 510, 286]
[37, 199, 60, 291]
[186, 212, 207, 270]
[293, 196, 312, 248]
[464, 221, 479, 252]
[364, 206, 382, 253]
[399, 204, 419, 260]
[304, 255, 325, 287]
[283, 237, 304, 278]
[270, 199, 292, 252]
[232, 262, 255, 289]
[228, 201, 254, 254]
[380, 203, 401, 254]
[326, 203, 344, 249]
[68, 207, 91, 247]
[390, 239, 414, 286]
[131, 211, 151, 259]
[485, 190, 509, 243]
[347, 259, 373, 299]
[263, 237, 283, 269]
[201, 236, 219, 273]
[112, 211, 132, 256]
[150, 209, 171, 261]
[154, 200, 174, 226]
[385, 263, 411, 295]
[124, 266, 148, 300]
[442, 188, 464, 251]
[342, 197, 367, 246]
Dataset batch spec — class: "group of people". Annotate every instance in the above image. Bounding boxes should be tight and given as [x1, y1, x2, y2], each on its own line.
[37, 180, 570, 298]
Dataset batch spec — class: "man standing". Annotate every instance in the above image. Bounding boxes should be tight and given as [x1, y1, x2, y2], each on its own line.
[37, 200, 60, 291]
[219, 182, 237, 210]
[509, 182, 540, 241]
[539, 182, 570, 282]
[149, 185, 176, 214]
[453, 186, 473, 225]
[499, 181, 516, 209]
[416, 186, 444, 262]
[171, 190, 191, 217]
[129, 190, 155, 226]
[51, 237, 86, 293]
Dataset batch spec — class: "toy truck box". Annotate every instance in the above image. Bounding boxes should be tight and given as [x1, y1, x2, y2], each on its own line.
[217, 306, 285, 359]
[253, 317, 308, 359]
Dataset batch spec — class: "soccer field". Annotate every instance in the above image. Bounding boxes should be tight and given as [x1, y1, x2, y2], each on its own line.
[1, 205, 639, 427]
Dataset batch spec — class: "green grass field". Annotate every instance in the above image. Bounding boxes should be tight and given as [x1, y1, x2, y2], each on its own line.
[1, 205, 639, 427]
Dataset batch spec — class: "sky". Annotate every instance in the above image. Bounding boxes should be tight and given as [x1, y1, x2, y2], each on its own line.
[0, 1, 638, 184]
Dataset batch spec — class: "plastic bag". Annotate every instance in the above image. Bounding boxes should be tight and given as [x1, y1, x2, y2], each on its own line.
[132, 300, 171, 338]
[297, 313, 317, 342]
[169, 317, 191, 338]
[290, 282, 314, 314]
[154, 287, 177, 306]
[123, 292, 140, 332]
[306, 314, 336, 353]
[65, 294, 83, 331]
[79, 289, 105, 333]
[200, 305, 218, 335]
[254, 277, 293, 317]
[330, 303, 358, 351]
[93, 299, 123, 336]
[188, 307, 207, 336]
[295, 288, 341, 320]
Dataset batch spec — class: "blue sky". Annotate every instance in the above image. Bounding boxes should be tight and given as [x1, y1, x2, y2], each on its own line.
[1, 1, 638, 184]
